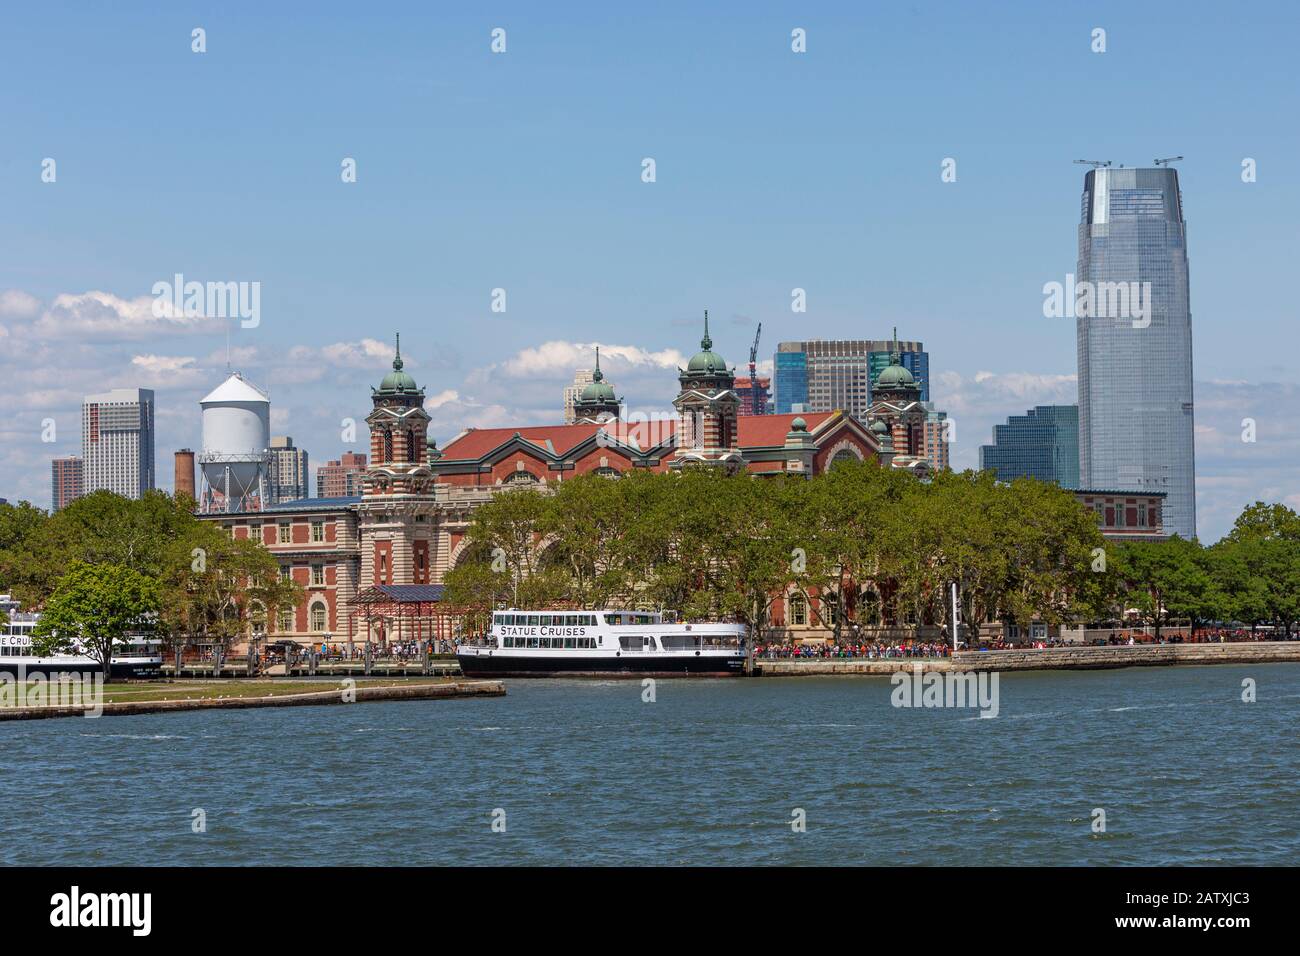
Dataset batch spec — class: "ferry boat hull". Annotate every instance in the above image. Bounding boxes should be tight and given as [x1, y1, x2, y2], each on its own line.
[0, 657, 162, 679]
[456, 650, 744, 678]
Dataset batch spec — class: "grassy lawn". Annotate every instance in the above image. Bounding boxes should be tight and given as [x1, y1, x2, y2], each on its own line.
[2, 678, 455, 707]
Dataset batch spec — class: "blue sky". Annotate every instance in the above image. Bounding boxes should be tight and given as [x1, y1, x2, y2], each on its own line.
[2, 0, 1297, 540]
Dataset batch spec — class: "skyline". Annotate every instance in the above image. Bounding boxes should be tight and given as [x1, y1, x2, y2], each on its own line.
[3, 1, 1298, 540]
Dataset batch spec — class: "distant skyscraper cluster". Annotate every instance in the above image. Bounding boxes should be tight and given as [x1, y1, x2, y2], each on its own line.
[774, 338, 930, 417]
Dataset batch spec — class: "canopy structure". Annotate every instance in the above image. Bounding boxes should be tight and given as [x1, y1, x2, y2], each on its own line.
[347, 584, 465, 646]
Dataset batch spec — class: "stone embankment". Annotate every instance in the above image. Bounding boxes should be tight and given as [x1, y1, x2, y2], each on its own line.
[755, 641, 1300, 676]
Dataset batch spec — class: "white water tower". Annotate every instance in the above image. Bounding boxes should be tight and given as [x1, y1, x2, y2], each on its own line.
[199, 373, 271, 513]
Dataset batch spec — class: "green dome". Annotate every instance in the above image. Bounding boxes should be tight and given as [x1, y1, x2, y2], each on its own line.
[580, 379, 617, 403]
[376, 333, 421, 395]
[870, 419, 889, 434]
[875, 362, 914, 388]
[874, 328, 917, 391]
[575, 347, 620, 412]
[791, 416, 807, 431]
[684, 310, 730, 376]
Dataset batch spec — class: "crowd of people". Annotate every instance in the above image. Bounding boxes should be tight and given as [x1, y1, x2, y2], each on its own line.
[755, 641, 952, 659]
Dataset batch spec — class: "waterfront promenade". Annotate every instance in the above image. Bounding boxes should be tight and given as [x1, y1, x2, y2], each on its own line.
[754, 640, 1300, 675]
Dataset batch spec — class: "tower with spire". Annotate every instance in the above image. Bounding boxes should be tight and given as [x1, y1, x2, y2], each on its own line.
[866, 326, 929, 473]
[359, 334, 439, 589]
[571, 347, 622, 424]
[671, 310, 742, 471]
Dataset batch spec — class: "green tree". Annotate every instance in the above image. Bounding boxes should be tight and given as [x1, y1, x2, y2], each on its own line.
[31, 562, 161, 681]
[0, 500, 51, 605]
[159, 522, 302, 656]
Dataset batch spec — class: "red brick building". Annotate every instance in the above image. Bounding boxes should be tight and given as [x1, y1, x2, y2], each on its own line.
[199, 324, 1162, 647]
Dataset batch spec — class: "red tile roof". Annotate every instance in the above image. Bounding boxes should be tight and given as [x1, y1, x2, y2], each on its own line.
[736, 411, 838, 447]
[440, 410, 857, 463]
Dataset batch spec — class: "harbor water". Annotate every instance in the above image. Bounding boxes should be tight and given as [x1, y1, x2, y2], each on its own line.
[2, 664, 1297, 865]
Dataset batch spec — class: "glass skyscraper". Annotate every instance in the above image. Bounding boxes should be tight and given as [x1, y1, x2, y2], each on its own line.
[979, 405, 1080, 488]
[1077, 167, 1196, 539]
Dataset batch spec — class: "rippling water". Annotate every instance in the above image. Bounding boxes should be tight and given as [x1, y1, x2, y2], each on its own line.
[3, 664, 1297, 865]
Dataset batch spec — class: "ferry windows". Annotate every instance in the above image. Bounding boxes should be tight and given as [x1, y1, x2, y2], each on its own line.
[540, 615, 552, 627]
[527, 615, 539, 627]
[527, 637, 539, 648]
[564, 637, 575, 648]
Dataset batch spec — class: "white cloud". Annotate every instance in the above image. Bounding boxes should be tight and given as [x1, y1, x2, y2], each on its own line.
[23, 290, 224, 341]
[0, 290, 40, 318]
[480, 340, 689, 382]
[318, 338, 398, 369]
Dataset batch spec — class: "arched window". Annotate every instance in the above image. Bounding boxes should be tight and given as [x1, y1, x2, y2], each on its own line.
[309, 604, 327, 632]
[406, 429, 416, 461]
[822, 592, 839, 626]
[504, 470, 539, 485]
[831, 447, 861, 467]
[383, 430, 393, 463]
[789, 593, 808, 627]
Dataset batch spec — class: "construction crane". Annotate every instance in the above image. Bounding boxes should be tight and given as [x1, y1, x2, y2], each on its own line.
[1074, 159, 1112, 168]
[1154, 156, 1183, 167]
[748, 322, 762, 381]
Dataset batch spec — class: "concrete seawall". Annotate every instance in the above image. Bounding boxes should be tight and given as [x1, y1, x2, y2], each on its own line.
[954, 641, 1300, 672]
[0, 679, 505, 721]
[756, 642, 1300, 676]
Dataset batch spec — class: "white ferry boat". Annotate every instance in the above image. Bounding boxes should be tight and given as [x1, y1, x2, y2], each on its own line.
[0, 594, 163, 678]
[456, 609, 747, 677]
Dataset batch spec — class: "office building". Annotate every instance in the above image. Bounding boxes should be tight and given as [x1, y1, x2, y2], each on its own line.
[1076, 165, 1196, 538]
[980, 405, 1080, 487]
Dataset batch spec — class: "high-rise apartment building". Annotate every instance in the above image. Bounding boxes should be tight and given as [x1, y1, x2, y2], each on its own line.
[50, 456, 83, 511]
[269, 436, 310, 503]
[316, 452, 367, 498]
[775, 339, 929, 416]
[1076, 166, 1196, 538]
[563, 369, 595, 424]
[980, 405, 1080, 487]
[81, 388, 155, 499]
